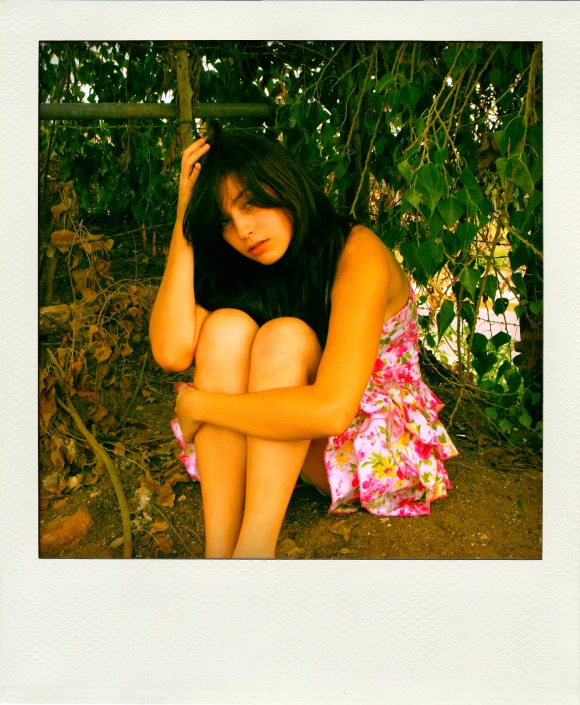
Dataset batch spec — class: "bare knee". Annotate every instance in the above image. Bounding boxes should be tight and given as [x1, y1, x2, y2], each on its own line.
[195, 308, 259, 393]
[249, 317, 322, 391]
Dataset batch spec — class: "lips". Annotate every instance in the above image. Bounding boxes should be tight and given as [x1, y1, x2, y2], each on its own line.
[248, 240, 268, 255]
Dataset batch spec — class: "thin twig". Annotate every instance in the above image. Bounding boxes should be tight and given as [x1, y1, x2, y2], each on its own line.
[119, 351, 149, 427]
[154, 506, 196, 557]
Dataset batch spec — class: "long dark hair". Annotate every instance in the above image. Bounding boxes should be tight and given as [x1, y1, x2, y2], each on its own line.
[183, 128, 352, 345]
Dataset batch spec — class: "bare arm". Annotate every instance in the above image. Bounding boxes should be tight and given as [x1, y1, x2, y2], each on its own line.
[176, 227, 404, 439]
[149, 138, 210, 372]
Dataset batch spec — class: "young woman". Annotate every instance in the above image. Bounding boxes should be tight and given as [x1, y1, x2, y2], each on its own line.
[149, 128, 457, 559]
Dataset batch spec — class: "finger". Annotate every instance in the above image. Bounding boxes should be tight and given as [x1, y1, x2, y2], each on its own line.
[182, 136, 207, 155]
[181, 143, 210, 176]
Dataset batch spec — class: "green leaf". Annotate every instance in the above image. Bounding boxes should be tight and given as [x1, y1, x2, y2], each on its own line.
[376, 73, 395, 92]
[499, 418, 512, 434]
[484, 275, 498, 300]
[437, 197, 465, 229]
[495, 157, 512, 182]
[494, 130, 508, 155]
[397, 160, 413, 183]
[456, 222, 478, 250]
[493, 297, 510, 315]
[484, 407, 498, 421]
[400, 82, 422, 111]
[529, 300, 543, 316]
[473, 351, 497, 378]
[415, 163, 445, 215]
[426, 332, 436, 348]
[505, 369, 522, 394]
[512, 158, 535, 195]
[460, 267, 480, 300]
[472, 332, 488, 354]
[519, 411, 533, 429]
[505, 116, 525, 151]
[399, 241, 419, 272]
[437, 299, 455, 340]
[511, 272, 527, 298]
[434, 148, 448, 167]
[491, 331, 512, 349]
[403, 188, 421, 209]
[425, 209, 445, 239]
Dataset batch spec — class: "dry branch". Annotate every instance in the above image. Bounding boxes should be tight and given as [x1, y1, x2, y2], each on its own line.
[40, 103, 270, 121]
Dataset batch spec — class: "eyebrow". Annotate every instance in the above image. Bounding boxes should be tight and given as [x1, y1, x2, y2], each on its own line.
[232, 188, 250, 205]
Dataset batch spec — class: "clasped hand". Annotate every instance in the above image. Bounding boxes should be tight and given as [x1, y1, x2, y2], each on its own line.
[175, 385, 202, 444]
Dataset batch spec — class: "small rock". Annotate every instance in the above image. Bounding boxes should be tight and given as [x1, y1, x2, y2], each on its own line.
[40, 507, 92, 552]
[177, 495, 187, 503]
[109, 536, 125, 549]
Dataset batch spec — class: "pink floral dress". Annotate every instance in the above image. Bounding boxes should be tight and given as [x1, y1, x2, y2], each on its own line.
[325, 285, 457, 516]
[172, 285, 458, 517]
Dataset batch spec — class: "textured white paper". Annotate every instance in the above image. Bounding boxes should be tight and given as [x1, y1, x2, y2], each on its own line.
[0, 2, 578, 703]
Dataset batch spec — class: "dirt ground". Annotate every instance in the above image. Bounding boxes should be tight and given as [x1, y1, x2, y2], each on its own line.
[39, 371, 543, 561]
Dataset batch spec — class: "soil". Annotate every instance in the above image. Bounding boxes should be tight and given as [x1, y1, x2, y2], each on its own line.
[39, 368, 543, 561]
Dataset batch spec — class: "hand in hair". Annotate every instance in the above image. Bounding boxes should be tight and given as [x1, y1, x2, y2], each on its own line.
[177, 137, 210, 220]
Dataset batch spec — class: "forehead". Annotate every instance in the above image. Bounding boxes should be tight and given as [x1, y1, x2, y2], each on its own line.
[219, 175, 246, 210]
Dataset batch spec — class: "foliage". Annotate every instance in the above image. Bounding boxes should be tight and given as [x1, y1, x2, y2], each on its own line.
[39, 40, 543, 448]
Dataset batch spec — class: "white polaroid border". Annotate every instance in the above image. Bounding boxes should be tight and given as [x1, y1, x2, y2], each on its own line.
[1, 2, 578, 703]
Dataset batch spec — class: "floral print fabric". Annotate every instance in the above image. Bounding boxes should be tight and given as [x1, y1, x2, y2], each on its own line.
[325, 285, 457, 516]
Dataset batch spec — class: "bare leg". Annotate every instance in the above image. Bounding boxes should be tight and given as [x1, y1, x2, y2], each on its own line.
[300, 437, 331, 495]
[233, 318, 323, 558]
[193, 309, 259, 558]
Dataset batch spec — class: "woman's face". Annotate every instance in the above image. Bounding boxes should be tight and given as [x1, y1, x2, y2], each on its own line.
[219, 176, 293, 265]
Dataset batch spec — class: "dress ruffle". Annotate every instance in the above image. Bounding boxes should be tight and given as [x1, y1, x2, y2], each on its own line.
[324, 286, 458, 516]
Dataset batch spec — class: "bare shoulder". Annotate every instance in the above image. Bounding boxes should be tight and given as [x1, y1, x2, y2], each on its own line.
[341, 224, 391, 262]
[335, 224, 409, 318]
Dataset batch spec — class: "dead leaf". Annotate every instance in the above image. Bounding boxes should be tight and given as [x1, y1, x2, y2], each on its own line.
[157, 482, 175, 509]
[155, 441, 176, 456]
[150, 520, 169, 534]
[119, 343, 133, 357]
[51, 203, 68, 222]
[50, 446, 65, 472]
[90, 403, 109, 423]
[167, 472, 189, 486]
[109, 537, 124, 549]
[156, 534, 175, 554]
[339, 548, 355, 554]
[113, 442, 126, 457]
[64, 438, 76, 464]
[80, 287, 98, 304]
[276, 538, 305, 558]
[329, 519, 360, 543]
[52, 497, 69, 510]
[40, 387, 57, 426]
[93, 459, 107, 476]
